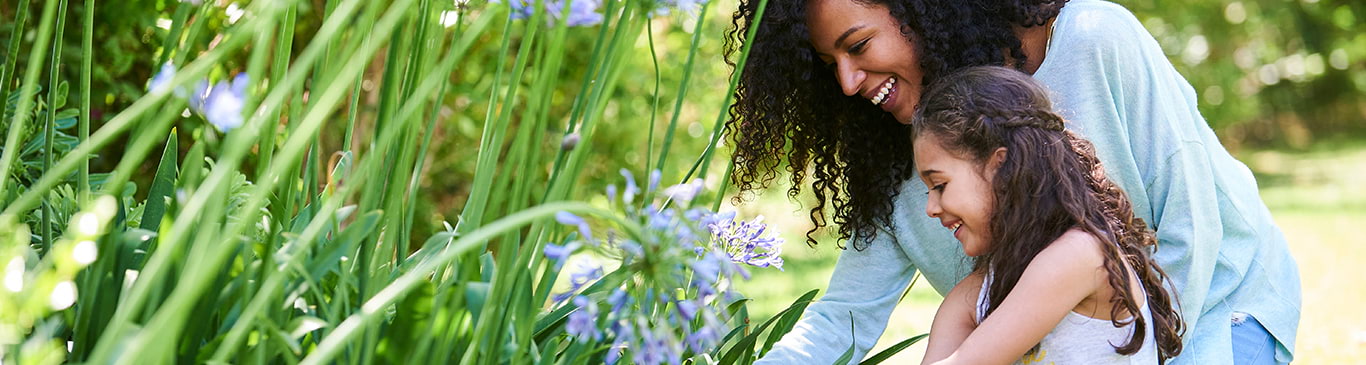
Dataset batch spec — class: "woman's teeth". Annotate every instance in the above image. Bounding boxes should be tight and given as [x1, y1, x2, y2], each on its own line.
[871, 77, 896, 105]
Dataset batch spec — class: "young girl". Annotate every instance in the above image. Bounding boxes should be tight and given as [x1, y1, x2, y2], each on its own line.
[913, 66, 1183, 364]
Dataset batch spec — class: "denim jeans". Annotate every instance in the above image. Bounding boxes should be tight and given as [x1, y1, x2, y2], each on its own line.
[1231, 313, 1283, 365]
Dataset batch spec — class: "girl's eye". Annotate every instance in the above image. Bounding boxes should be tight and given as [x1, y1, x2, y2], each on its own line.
[931, 183, 946, 192]
[849, 39, 869, 54]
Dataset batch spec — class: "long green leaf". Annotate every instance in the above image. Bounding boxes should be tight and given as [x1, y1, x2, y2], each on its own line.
[139, 129, 178, 232]
[719, 288, 820, 364]
[858, 333, 928, 365]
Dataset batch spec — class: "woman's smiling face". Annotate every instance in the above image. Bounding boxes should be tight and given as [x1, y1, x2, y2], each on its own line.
[805, 0, 925, 124]
[913, 133, 1005, 257]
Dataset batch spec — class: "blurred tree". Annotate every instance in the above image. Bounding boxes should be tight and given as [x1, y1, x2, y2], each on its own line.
[1123, 0, 1365, 149]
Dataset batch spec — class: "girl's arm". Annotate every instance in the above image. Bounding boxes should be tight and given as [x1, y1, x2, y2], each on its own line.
[921, 272, 984, 363]
[928, 230, 1107, 365]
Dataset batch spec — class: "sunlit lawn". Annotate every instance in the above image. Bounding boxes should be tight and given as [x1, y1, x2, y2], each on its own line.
[733, 143, 1366, 363]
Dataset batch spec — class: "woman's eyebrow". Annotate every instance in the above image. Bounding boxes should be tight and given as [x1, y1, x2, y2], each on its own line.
[833, 25, 866, 49]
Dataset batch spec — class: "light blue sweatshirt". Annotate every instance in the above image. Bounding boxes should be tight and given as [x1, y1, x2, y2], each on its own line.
[757, 0, 1301, 363]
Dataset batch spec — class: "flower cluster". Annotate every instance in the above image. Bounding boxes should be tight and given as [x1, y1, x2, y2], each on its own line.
[499, 0, 714, 27]
[147, 63, 249, 132]
[502, 0, 604, 27]
[707, 213, 784, 271]
[541, 169, 785, 364]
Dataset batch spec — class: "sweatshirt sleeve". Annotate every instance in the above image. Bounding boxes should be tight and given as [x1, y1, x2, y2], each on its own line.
[757, 227, 918, 364]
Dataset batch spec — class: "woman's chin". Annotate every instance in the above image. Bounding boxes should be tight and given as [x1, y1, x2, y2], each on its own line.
[891, 105, 916, 125]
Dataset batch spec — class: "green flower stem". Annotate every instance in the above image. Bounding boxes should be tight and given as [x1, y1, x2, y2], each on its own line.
[0, 0, 32, 130]
[541, 0, 617, 196]
[655, 0, 712, 177]
[79, 0, 93, 204]
[544, 0, 641, 207]
[41, 0, 69, 255]
[0, 0, 60, 207]
[644, 19, 662, 175]
[683, 0, 769, 188]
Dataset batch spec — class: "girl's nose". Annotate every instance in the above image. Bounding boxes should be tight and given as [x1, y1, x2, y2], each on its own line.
[835, 59, 864, 97]
[925, 194, 942, 218]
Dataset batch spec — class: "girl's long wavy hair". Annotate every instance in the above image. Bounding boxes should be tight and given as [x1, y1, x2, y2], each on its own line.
[724, 0, 1067, 249]
[911, 66, 1183, 361]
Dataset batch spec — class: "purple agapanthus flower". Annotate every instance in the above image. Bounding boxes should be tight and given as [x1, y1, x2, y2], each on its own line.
[502, 0, 602, 27]
[543, 242, 579, 269]
[555, 211, 594, 242]
[566, 296, 602, 343]
[554, 264, 604, 303]
[683, 314, 723, 354]
[504, 0, 538, 19]
[662, 179, 705, 203]
[632, 322, 682, 365]
[647, 170, 661, 193]
[188, 73, 249, 132]
[708, 214, 785, 271]
[607, 288, 631, 312]
[148, 62, 176, 93]
[651, 0, 708, 17]
[558, 0, 603, 26]
[620, 169, 639, 204]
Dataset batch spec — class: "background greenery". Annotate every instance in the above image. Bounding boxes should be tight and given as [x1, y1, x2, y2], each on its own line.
[2, 0, 1363, 363]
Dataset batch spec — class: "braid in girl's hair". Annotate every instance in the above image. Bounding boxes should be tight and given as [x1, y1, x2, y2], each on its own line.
[911, 66, 1184, 362]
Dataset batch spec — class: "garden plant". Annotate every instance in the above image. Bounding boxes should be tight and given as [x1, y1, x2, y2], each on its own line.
[0, 0, 926, 363]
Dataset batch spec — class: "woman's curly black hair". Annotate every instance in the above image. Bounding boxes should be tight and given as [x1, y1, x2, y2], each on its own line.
[723, 0, 1067, 249]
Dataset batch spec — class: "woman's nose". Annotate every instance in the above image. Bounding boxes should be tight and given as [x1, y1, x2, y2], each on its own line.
[836, 59, 864, 97]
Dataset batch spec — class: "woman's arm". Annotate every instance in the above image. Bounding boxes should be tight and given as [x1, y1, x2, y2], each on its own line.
[921, 272, 984, 363]
[757, 228, 918, 364]
[928, 230, 1107, 365]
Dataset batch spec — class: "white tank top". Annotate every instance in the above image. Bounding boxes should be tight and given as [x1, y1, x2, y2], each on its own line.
[975, 273, 1159, 364]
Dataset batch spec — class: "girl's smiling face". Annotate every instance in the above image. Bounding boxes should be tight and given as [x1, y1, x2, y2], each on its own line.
[913, 133, 1006, 256]
[805, 0, 925, 124]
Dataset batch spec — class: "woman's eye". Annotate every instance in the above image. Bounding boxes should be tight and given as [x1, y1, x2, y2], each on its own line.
[849, 39, 869, 54]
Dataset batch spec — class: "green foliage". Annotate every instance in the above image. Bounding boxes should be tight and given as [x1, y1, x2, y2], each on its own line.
[1, 0, 899, 364]
[1121, 0, 1366, 147]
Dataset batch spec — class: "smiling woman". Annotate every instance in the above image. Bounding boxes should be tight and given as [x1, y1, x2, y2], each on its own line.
[803, 0, 924, 122]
